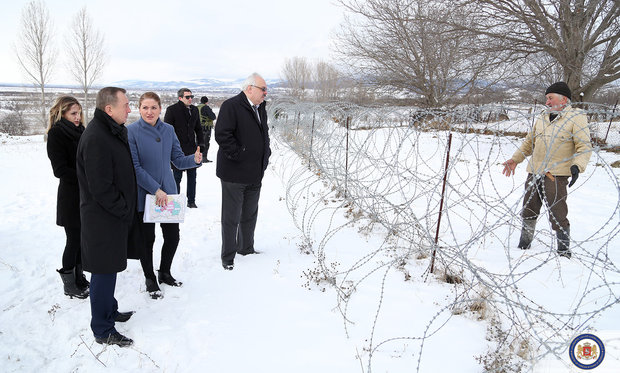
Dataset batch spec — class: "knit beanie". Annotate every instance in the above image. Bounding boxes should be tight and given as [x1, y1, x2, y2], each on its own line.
[545, 82, 571, 99]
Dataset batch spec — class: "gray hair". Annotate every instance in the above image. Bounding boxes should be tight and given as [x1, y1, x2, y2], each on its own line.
[241, 73, 263, 91]
[96, 87, 126, 111]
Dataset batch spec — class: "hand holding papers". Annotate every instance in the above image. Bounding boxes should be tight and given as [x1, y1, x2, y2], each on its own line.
[143, 194, 186, 223]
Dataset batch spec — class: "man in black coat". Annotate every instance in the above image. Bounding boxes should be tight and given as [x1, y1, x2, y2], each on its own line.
[164, 88, 204, 208]
[215, 73, 271, 270]
[76, 87, 139, 347]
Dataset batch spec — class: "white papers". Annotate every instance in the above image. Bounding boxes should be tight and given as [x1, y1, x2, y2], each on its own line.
[143, 194, 186, 223]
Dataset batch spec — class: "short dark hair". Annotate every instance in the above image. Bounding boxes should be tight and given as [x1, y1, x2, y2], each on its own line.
[200, 96, 208, 104]
[96, 87, 126, 111]
[177, 88, 191, 98]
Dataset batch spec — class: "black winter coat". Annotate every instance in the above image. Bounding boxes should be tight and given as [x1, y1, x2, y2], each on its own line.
[215, 92, 271, 184]
[76, 109, 143, 274]
[47, 118, 84, 228]
[164, 100, 204, 155]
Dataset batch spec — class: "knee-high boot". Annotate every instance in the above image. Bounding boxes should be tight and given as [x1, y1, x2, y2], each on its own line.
[57, 268, 89, 299]
[75, 264, 89, 292]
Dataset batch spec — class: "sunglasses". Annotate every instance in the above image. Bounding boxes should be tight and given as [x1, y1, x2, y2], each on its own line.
[252, 85, 267, 92]
[184, 95, 194, 99]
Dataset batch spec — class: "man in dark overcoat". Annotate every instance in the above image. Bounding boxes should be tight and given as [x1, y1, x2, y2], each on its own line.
[164, 88, 204, 208]
[215, 73, 271, 270]
[76, 87, 140, 347]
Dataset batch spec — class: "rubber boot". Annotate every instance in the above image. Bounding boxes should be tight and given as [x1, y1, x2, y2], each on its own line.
[75, 264, 90, 292]
[556, 227, 571, 258]
[57, 269, 89, 299]
[518, 219, 537, 250]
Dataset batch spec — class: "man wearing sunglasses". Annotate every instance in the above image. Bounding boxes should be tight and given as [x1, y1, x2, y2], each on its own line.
[215, 73, 271, 270]
[164, 88, 204, 208]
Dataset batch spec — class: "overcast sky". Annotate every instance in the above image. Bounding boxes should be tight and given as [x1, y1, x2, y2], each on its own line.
[0, 0, 345, 85]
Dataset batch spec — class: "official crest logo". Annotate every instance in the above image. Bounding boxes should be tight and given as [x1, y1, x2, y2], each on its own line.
[569, 334, 605, 370]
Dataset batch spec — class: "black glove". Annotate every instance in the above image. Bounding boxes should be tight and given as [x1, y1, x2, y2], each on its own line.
[568, 165, 579, 187]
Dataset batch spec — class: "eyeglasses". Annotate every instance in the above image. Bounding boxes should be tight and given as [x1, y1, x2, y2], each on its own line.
[252, 85, 267, 92]
[184, 95, 194, 99]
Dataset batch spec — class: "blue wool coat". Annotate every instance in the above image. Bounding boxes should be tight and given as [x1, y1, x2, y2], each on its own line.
[127, 117, 200, 212]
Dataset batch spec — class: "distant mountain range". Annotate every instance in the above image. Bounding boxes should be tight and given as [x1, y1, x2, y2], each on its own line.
[0, 78, 285, 93]
[112, 77, 284, 92]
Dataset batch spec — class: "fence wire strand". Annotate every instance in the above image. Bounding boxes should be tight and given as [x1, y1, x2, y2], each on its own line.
[268, 100, 620, 372]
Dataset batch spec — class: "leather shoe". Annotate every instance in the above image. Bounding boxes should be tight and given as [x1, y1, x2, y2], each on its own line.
[157, 270, 183, 287]
[115, 311, 134, 322]
[95, 332, 133, 347]
[187, 202, 197, 208]
[222, 263, 234, 270]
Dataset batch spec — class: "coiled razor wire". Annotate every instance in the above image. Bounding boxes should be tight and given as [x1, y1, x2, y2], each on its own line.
[267, 100, 620, 372]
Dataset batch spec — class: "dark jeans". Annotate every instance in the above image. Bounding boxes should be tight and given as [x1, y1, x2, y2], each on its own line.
[202, 126, 212, 160]
[62, 226, 81, 270]
[220, 180, 262, 264]
[89, 273, 118, 339]
[138, 212, 180, 279]
[521, 173, 569, 231]
[173, 167, 197, 204]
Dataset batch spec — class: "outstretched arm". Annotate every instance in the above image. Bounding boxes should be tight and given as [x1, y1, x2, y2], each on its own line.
[502, 159, 517, 176]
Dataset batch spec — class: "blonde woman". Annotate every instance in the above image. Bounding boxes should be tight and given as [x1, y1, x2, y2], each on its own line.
[46, 96, 89, 299]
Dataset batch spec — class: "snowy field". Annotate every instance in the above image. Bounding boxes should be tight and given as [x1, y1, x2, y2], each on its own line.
[1, 111, 619, 373]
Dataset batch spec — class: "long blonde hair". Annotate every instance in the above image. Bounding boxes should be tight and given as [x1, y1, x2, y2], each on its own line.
[47, 96, 82, 133]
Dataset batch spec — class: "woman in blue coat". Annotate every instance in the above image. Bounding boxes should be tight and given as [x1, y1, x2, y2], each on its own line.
[127, 92, 202, 299]
[46, 96, 89, 299]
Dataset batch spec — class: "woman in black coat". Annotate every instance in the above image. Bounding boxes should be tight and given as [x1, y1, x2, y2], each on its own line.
[46, 96, 89, 299]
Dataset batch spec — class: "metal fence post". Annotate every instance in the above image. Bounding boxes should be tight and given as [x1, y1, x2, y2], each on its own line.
[430, 132, 453, 274]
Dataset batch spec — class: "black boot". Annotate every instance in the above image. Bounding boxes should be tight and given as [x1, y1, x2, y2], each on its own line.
[74, 264, 89, 292]
[158, 270, 182, 287]
[557, 227, 571, 258]
[57, 269, 89, 299]
[518, 219, 537, 250]
[145, 278, 163, 299]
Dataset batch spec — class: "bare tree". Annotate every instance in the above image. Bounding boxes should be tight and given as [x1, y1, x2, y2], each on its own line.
[281, 56, 312, 100]
[454, 0, 620, 101]
[66, 7, 106, 123]
[14, 0, 56, 129]
[314, 60, 342, 102]
[334, 0, 501, 107]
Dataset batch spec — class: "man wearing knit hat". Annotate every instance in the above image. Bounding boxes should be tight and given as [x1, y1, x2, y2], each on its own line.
[502, 82, 592, 258]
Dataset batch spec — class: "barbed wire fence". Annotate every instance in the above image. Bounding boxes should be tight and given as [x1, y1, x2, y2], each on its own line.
[267, 100, 620, 372]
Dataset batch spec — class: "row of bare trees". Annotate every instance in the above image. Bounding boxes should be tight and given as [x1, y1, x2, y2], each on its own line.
[287, 0, 618, 108]
[13, 0, 106, 128]
[281, 57, 350, 102]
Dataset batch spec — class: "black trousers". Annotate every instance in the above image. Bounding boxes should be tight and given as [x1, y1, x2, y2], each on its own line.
[138, 212, 180, 280]
[62, 226, 81, 270]
[220, 180, 261, 264]
[173, 168, 197, 204]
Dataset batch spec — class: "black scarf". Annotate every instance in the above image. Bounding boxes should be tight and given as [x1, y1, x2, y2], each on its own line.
[56, 117, 85, 142]
[94, 108, 128, 143]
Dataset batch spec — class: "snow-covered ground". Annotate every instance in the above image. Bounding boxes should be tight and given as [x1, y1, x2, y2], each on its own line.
[1, 119, 619, 372]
